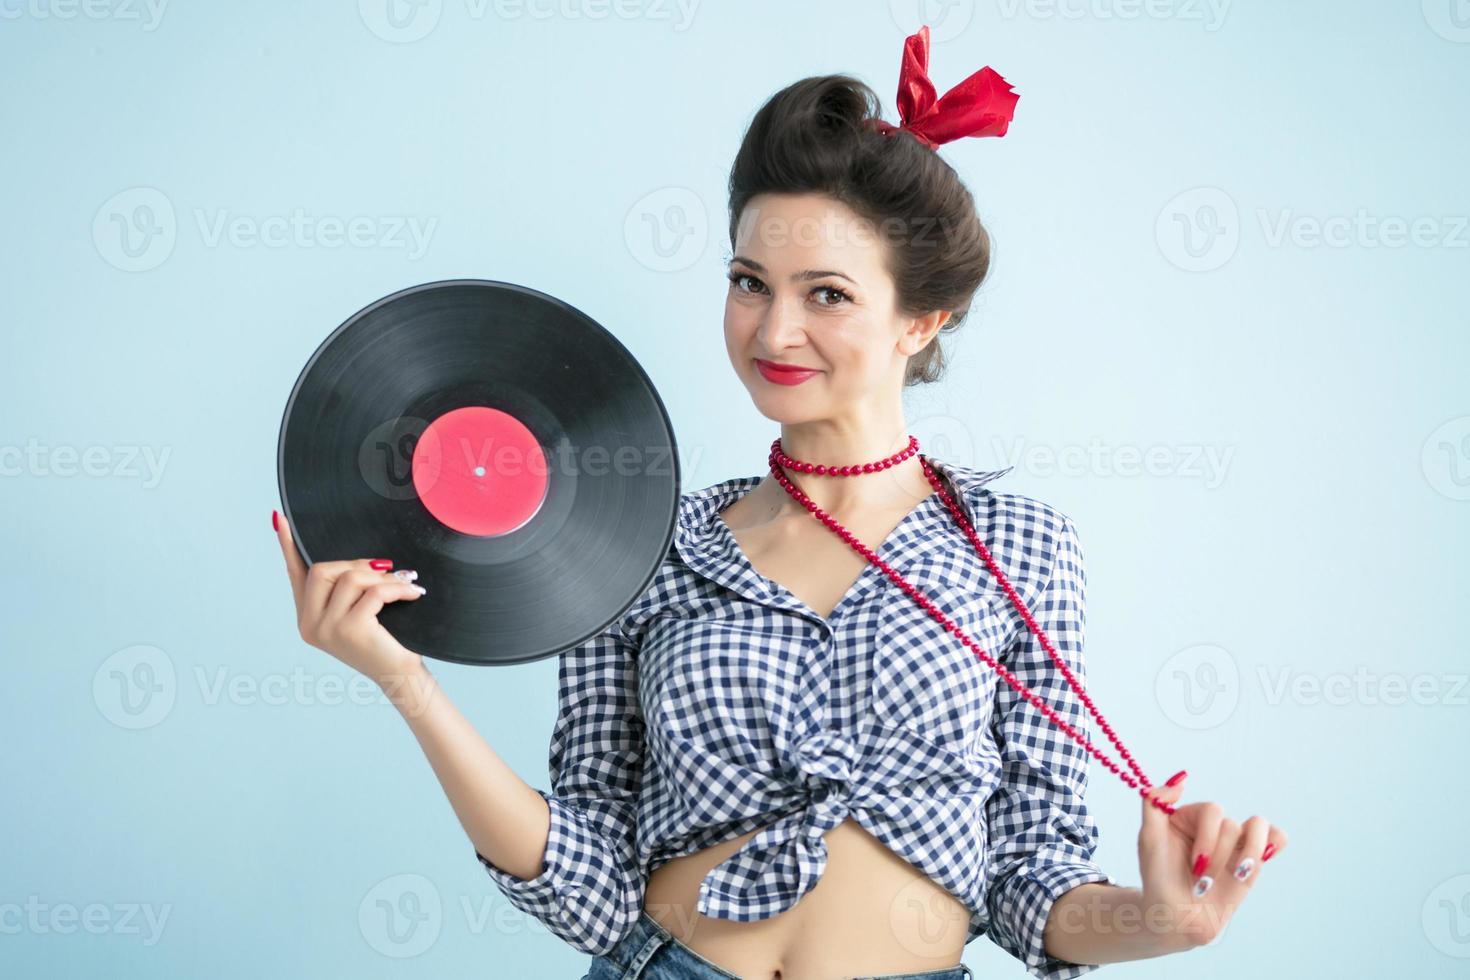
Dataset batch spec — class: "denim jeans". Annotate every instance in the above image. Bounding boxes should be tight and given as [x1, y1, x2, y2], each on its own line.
[581, 909, 975, 980]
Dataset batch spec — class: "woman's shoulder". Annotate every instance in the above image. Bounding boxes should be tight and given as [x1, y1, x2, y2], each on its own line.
[929, 459, 1086, 592]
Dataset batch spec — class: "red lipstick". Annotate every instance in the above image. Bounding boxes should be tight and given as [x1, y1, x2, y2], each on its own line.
[754, 358, 820, 386]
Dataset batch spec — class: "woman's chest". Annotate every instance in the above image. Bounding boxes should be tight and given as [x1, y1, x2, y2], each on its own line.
[635, 578, 1018, 763]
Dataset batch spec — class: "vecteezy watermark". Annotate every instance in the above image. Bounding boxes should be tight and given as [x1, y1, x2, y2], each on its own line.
[92, 646, 446, 729]
[0, 439, 171, 488]
[1156, 644, 1469, 729]
[0, 897, 172, 945]
[1256, 208, 1470, 250]
[1156, 186, 1470, 272]
[888, 0, 976, 43]
[1257, 666, 1469, 708]
[356, 415, 699, 502]
[1423, 873, 1470, 958]
[1155, 187, 1241, 272]
[991, 436, 1235, 488]
[624, 186, 709, 273]
[360, 874, 443, 958]
[358, 872, 606, 956]
[358, 0, 700, 42]
[1154, 643, 1240, 730]
[731, 202, 960, 257]
[1422, 0, 1470, 43]
[93, 645, 177, 730]
[92, 187, 438, 272]
[1421, 416, 1470, 501]
[994, 0, 1231, 31]
[0, 0, 169, 30]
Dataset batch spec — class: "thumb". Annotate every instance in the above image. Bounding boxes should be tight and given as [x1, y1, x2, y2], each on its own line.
[1140, 770, 1187, 848]
[273, 508, 307, 608]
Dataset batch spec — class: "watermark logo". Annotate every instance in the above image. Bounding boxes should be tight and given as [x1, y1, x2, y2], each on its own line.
[1422, 416, 1470, 501]
[359, 873, 443, 957]
[1423, 873, 1470, 958]
[624, 186, 708, 272]
[359, 0, 443, 42]
[1154, 643, 1239, 730]
[1158, 186, 1468, 270]
[1423, 0, 1470, 42]
[1156, 186, 1240, 272]
[889, 0, 975, 43]
[93, 644, 177, 730]
[92, 187, 438, 271]
[93, 187, 176, 273]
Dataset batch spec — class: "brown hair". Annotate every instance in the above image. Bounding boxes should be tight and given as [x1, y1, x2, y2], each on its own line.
[727, 74, 993, 387]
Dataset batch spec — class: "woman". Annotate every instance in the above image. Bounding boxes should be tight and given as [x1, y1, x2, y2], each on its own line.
[272, 30, 1286, 980]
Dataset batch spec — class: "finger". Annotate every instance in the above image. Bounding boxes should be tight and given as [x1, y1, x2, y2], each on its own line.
[348, 579, 426, 626]
[303, 559, 390, 626]
[1222, 815, 1270, 888]
[1262, 824, 1289, 864]
[1168, 801, 1224, 884]
[274, 509, 308, 609]
[1198, 818, 1241, 894]
[1140, 770, 1188, 847]
[322, 568, 392, 629]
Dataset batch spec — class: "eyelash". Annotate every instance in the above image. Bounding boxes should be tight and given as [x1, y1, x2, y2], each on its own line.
[726, 271, 854, 308]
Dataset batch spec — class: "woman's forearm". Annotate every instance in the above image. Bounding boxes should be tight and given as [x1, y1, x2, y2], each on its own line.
[1044, 882, 1194, 967]
[379, 664, 551, 882]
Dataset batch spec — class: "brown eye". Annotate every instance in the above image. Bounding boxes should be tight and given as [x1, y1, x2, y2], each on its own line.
[813, 286, 852, 307]
[727, 272, 764, 294]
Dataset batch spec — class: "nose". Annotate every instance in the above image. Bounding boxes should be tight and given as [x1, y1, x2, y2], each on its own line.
[756, 294, 808, 353]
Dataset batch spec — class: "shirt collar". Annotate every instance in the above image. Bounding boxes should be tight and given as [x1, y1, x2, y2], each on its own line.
[671, 456, 1014, 622]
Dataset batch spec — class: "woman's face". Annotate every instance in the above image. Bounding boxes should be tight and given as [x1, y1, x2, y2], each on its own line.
[723, 192, 945, 423]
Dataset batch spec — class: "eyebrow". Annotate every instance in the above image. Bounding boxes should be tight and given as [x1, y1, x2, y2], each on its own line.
[728, 256, 858, 286]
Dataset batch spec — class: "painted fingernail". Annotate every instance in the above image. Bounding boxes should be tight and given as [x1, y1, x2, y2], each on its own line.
[272, 510, 279, 532]
[393, 569, 418, 583]
[1262, 843, 1277, 862]
[1165, 769, 1188, 787]
[369, 559, 394, 571]
[1192, 875, 1214, 897]
[1233, 858, 1255, 882]
[1192, 853, 1210, 877]
[411, 584, 427, 595]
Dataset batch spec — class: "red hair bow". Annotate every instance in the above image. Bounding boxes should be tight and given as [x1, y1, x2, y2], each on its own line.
[872, 24, 1019, 150]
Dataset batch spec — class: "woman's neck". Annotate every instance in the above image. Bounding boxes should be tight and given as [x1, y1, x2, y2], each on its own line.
[763, 430, 935, 520]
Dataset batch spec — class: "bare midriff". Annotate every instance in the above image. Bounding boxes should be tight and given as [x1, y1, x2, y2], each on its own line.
[639, 471, 972, 980]
[643, 818, 971, 980]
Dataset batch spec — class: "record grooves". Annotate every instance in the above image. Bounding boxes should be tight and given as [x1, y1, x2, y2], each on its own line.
[277, 279, 679, 666]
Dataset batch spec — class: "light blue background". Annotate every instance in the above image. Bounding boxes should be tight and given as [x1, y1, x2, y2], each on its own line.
[3, 1, 1467, 977]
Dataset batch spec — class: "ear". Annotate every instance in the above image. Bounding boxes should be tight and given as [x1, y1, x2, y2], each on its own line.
[899, 309, 951, 356]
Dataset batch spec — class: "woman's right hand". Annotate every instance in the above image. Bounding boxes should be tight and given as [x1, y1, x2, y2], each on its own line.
[272, 509, 428, 690]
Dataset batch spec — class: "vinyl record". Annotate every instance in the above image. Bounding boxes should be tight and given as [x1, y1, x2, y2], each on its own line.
[277, 279, 680, 667]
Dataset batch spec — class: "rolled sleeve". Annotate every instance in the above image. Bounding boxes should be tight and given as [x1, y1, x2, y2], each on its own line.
[983, 515, 1118, 979]
[475, 613, 648, 955]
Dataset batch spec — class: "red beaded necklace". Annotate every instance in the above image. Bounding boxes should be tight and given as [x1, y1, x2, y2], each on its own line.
[769, 434, 1176, 816]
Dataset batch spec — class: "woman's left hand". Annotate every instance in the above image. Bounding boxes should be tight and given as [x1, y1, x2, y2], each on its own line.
[1136, 772, 1289, 951]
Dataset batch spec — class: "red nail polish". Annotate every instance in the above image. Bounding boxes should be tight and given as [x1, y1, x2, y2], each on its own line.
[1262, 843, 1276, 862]
[272, 510, 279, 532]
[1165, 769, 1187, 787]
[1192, 853, 1210, 877]
[369, 559, 393, 571]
